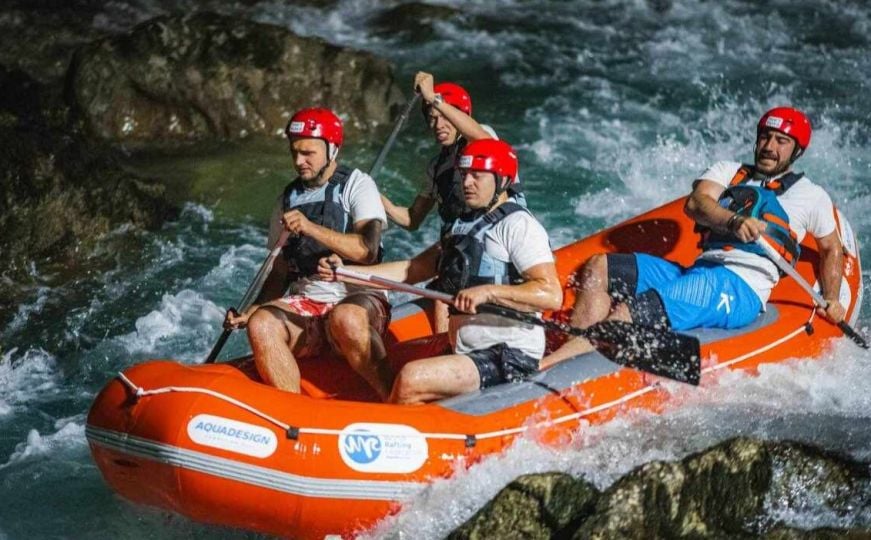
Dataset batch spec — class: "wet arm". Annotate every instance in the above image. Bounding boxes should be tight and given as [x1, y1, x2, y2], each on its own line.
[305, 218, 383, 264]
[430, 99, 493, 142]
[483, 262, 563, 312]
[381, 193, 436, 231]
[815, 230, 844, 304]
[333, 243, 441, 286]
[684, 179, 732, 230]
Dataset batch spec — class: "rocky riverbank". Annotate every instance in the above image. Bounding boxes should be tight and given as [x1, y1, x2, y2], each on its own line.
[449, 437, 871, 539]
[0, 6, 403, 316]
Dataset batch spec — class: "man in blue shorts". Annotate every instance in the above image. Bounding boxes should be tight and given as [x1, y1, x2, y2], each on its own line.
[541, 107, 847, 368]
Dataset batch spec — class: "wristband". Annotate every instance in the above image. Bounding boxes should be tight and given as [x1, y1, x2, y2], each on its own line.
[429, 93, 444, 107]
[726, 213, 741, 232]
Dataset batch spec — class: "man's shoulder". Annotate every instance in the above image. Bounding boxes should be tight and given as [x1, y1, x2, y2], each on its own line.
[697, 161, 744, 185]
[786, 173, 831, 199]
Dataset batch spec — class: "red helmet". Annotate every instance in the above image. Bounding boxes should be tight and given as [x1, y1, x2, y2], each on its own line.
[285, 107, 343, 160]
[757, 107, 812, 151]
[432, 82, 472, 115]
[458, 139, 518, 184]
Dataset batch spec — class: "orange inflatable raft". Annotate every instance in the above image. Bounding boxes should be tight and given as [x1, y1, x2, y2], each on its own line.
[86, 197, 863, 539]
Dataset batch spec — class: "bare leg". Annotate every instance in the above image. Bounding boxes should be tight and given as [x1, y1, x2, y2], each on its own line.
[540, 254, 614, 369]
[327, 303, 393, 400]
[433, 299, 450, 334]
[389, 354, 481, 404]
[247, 307, 306, 392]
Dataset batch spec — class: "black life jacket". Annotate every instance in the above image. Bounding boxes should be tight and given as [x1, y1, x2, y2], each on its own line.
[430, 137, 527, 235]
[430, 202, 528, 296]
[281, 165, 359, 277]
[700, 165, 803, 266]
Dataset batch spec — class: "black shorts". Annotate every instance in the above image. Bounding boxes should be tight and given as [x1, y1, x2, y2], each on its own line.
[466, 343, 539, 389]
[606, 253, 670, 328]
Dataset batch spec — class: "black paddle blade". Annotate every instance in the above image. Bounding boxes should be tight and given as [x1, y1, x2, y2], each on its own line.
[838, 321, 869, 349]
[583, 320, 701, 385]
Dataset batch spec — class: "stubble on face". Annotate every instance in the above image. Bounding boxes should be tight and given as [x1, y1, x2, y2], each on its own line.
[754, 129, 797, 176]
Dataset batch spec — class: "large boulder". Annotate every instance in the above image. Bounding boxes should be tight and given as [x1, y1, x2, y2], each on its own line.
[449, 472, 599, 540]
[0, 65, 177, 308]
[448, 438, 871, 539]
[66, 11, 404, 144]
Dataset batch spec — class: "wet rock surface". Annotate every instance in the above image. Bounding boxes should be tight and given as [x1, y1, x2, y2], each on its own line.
[67, 11, 404, 143]
[0, 65, 177, 309]
[448, 472, 599, 540]
[449, 438, 871, 539]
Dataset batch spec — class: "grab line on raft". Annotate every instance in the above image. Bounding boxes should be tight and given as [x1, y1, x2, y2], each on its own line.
[113, 315, 815, 445]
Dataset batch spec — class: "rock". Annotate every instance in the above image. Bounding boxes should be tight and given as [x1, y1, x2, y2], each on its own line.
[67, 12, 404, 144]
[371, 3, 463, 42]
[0, 65, 177, 302]
[446, 437, 871, 540]
[449, 472, 599, 539]
[574, 437, 772, 539]
[0, 2, 108, 84]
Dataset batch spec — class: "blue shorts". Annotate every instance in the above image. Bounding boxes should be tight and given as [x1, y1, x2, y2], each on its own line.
[620, 253, 762, 331]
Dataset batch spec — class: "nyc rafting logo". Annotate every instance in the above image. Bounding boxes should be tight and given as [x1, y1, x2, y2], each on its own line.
[338, 423, 428, 473]
[187, 414, 278, 458]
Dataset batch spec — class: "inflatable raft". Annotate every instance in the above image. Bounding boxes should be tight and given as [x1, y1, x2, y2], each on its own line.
[86, 197, 863, 538]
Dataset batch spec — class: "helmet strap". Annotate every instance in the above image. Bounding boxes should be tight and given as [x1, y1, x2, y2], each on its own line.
[486, 176, 510, 211]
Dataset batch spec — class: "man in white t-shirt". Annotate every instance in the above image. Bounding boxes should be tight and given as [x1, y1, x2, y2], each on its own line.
[321, 139, 562, 403]
[542, 106, 846, 368]
[225, 107, 393, 398]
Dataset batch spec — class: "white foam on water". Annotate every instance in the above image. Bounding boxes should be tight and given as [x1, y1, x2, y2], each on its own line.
[2, 286, 50, 337]
[0, 348, 61, 416]
[119, 289, 225, 359]
[369, 340, 871, 539]
[0, 416, 86, 470]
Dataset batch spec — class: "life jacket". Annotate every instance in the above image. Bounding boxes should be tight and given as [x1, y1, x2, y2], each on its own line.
[431, 138, 527, 235]
[281, 165, 381, 277]
[430, 201, 528, 296]
[701, 165, 803, 266]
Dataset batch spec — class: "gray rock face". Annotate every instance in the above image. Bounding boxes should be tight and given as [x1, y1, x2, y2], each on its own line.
[67, 11, 404, 143]
[448, 473, 599, 540]
[0, 65, 177, 302]
[449, 438, 871, 539]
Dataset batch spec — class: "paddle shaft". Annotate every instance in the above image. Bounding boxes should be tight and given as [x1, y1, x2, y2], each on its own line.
[337, 268, 597, 337]
[334, 267, 701, 384]
[755, 237, 868, 349]
[205, 230, 290, 363]
[368, 94, 421, 176]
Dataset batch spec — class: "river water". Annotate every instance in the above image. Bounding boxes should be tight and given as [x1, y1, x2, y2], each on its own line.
[2, 0, 870, 538]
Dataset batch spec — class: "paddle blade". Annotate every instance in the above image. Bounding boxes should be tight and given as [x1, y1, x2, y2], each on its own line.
[583, 321, 701, 385]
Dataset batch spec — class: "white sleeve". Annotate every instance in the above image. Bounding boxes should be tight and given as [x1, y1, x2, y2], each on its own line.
[805, 185, 838, 239]
[267, 195, 284, 248]
[343, 169, 388, 227]
[480, 124, 498, 139]
[500, 213, 554, 273]
[696, 161, 743, 187]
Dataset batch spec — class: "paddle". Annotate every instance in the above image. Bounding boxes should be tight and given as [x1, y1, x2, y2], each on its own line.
[205, 230, 290, 363]
[755, 237, 868, 349]
[333, 266, 702, 385]
[205, 95, 420, 363]
[369, 93, 421, 175]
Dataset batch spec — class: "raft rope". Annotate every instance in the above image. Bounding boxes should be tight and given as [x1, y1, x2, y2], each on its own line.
[115, 309, 818, 445]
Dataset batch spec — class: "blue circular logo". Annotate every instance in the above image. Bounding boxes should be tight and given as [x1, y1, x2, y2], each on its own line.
[342, 430, 382, 464]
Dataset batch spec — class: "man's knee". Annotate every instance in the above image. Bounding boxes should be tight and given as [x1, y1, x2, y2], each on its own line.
[247, 308, 288, 345]
[328, 303, 369, 344]
[390, 364, 425, 404]
[577, 253, 609, 292]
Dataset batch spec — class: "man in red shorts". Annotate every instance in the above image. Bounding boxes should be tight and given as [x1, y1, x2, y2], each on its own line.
[225, 107, 393, 398]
